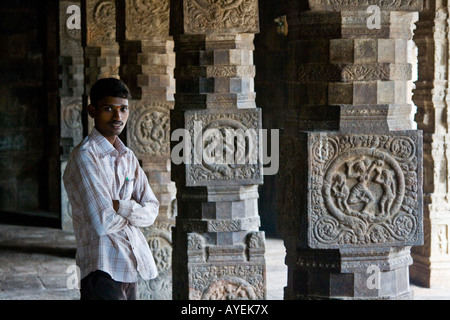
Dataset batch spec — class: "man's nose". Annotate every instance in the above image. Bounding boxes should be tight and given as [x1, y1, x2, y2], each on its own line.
[112, 107, 121, 120]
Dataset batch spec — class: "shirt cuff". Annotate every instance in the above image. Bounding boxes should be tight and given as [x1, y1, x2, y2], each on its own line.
[117, 199, 135, 219]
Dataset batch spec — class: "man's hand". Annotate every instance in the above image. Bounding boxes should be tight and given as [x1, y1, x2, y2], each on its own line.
[112, 200, 120, 212]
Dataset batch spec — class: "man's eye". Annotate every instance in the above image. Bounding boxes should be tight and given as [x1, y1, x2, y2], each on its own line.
[121, 107, 129, 112]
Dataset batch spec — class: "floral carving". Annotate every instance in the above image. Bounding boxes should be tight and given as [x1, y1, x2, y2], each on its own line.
[126, 0, 170, 39]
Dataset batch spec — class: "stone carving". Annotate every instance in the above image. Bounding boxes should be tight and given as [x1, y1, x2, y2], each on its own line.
[125, 0, 170, 39]
[181, 217, 260, 233]
[202, 277, 256, 300]
[308, 132, 423, 248]
[138, 226, 173, 300]
[189, 265, 265, 300]
[184, 0, 259, 34]
[87, 0, 116, 44]
[185, 109, 263, 186]
[61, 99, 83, 147]
[437, 225, 449, 255]
[247, 232, 265, 249]
[129, 102, 171, 157]
[293, 64, 412, 84]
[309, 0, 423, 11]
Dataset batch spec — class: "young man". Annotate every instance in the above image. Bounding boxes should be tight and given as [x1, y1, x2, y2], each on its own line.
[63, 78, 160, 300]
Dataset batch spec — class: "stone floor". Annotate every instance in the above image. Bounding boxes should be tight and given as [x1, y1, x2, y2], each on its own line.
[0, 224, 448, 300]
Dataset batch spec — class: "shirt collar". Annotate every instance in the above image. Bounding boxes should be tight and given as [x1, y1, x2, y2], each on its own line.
[90, 127, 128, 157]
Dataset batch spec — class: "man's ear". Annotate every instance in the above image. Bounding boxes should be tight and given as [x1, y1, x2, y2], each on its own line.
[88, 104, 96, 118]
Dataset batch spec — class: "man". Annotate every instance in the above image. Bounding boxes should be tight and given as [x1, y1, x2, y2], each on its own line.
[63, 78, 160, 300]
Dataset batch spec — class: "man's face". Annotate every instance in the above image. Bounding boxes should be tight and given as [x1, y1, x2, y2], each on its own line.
[89, 96, 129, 144]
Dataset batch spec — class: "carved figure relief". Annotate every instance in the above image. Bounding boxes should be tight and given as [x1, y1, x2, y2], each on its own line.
[309, 133, 423, 248]
[185, 109, 263, 186]
[437, 225, 449, 255]
[184, 0, 259, 34]
[129, 102, 171, 157]
[61, 99, 83, 147]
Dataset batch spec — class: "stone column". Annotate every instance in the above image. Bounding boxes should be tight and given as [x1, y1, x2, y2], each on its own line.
[411, 0, 450, 288]
[279, 0, 424, 299]
[82, 0, 120, 135]
[59, 1, 84, 231]
[118, 0, 177, 300]
[170, 0, 267, 300]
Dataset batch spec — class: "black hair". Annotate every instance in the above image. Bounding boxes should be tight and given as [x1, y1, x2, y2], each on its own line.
[89, 78, 132, 107]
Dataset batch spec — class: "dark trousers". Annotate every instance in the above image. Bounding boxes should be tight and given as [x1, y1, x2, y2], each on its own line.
[80, 270, 137, 300]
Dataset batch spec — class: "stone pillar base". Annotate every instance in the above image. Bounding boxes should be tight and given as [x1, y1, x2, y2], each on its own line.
[285, 247, 413, 300]
[279, 131, 423, 300]
[410, 258, 450, 288]
[173, 238, 266, 300]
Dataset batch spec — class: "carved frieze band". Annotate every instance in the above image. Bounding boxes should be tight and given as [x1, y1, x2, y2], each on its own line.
[183, 0, 259, 34]
[177, 66, 256, 79]
[308, 0, 423, 11]
[289, 63, 412, 83]
[307, 131, 423, 248]
[181, 217, 261, 233]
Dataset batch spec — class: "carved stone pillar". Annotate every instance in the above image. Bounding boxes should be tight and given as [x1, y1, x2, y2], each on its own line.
[82, 0, 120, 134]
[279, 0, 424, 299]
[411, 0, 450, 288]
[170, 0, 267, 300]
[118, 0, 177, 300]
[59, 1, 84, 231]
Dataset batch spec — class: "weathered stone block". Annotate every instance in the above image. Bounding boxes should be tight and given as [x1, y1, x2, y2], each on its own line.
[330, 39, 354, 63]
[329, 83, 353, 105]
[354, 39, 378, 64]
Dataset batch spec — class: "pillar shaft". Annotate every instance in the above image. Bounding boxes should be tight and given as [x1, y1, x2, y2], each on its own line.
[82, 0, 120, 134]
[59, 0, 84, 231]
[170, 0, 266, 300]
[411, 0, 450, 287]
[119, 0, 177, 300]
[280, 0, 424, 300]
